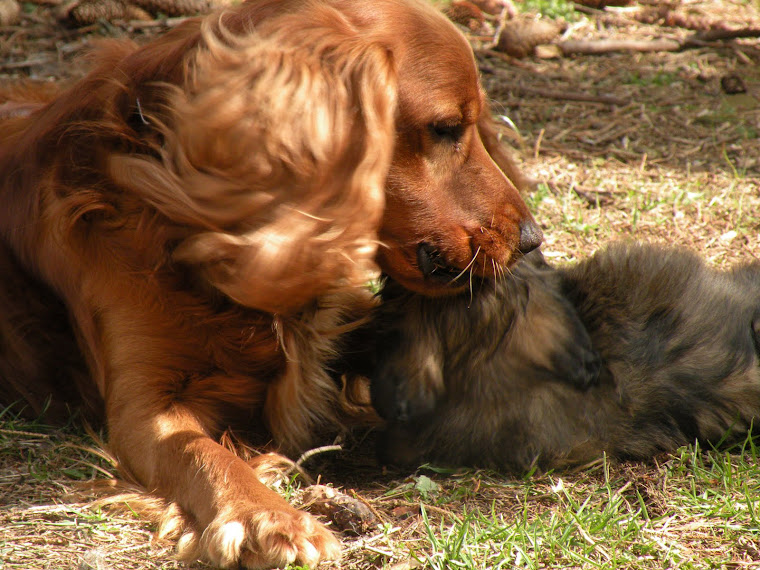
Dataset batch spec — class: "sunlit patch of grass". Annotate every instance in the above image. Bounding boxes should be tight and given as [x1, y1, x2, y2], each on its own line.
[388, 435, 760, 569]
[518, 0, 577, 21]
[0, 409, 198, 569]
[623, 71, 680, 87]
[527, 155, 760, 268]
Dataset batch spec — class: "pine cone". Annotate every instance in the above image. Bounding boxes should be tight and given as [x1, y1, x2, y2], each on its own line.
[0, 0, 21, 26]
[663, 11, 714, 32]
[497, 16, 563, 58]
[60, 0, 232, 25]
[60, 0, 151, 24]
[130, 0, 224, 17]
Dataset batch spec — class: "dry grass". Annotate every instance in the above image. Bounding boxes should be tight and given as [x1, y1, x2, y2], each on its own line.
[478, 1, 760, 268]
[1, 1, 760, 569]
[0, 415, 206, 569]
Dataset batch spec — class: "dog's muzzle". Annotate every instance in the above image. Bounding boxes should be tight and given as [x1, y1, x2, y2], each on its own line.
[416, 243, 469, 285]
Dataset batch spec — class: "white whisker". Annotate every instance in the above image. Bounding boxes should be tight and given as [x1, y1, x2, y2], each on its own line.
[467, 262, 475, 307]
[448, 246, 481, 285]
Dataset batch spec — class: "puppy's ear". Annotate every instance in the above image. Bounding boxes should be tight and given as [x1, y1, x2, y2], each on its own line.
[113, 17, 398, 314]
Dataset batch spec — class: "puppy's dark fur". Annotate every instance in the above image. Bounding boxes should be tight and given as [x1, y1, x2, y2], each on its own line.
[362, 243, 760, 471]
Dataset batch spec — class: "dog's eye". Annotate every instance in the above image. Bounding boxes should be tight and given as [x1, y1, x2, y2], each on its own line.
[428, 122, 464, 143]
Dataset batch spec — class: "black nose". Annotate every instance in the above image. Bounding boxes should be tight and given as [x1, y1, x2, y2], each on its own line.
[518, 219, 543, 254]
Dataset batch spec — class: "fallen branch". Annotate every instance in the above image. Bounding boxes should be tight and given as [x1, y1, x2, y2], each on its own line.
[692, 27, 760, 42]
[559, 27, 760, 56]
[559, 38, 681, 55]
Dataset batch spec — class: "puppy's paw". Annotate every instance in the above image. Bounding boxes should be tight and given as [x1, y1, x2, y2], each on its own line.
[183, 505, 341, 569]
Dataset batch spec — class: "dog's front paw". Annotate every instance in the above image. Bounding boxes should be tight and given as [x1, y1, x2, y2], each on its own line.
[180, 505, 341, 569]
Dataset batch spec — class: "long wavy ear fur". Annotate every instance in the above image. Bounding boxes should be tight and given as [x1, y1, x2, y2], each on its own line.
[477, 108, 536, 194]
[111, 6, 398, 314]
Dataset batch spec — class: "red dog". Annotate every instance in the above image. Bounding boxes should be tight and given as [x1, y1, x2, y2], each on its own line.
[0, 0, 540, 567]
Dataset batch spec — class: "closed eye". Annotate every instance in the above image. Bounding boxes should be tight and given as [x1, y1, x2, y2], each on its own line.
[428, 122, 465, 143]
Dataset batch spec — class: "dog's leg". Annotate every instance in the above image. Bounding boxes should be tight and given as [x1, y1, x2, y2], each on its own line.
[107, 374, 340, 569]
[0, 242, 97, 421]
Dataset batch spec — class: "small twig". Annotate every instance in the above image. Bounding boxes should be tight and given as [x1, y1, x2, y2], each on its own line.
[484, 5, 511, 50]
[575, 187, 615, 207]
[364, 544, 396, 557]
[533, 128, 544, 160]
[350, 490, 388, 525]
[478, 48, 534, 69]
[609, 480, 634, 503]
[384, 499, 463, 523]
[572, 4, 606, 16]
[0, 427, 51, 438]
[295, 444, 342, 468]
[0, 56, 54, 71]
[744, 241, 760, 261]
[545, 180, 614, 207]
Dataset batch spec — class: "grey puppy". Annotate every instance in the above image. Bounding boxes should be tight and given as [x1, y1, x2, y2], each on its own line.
[361, 243, 760, 471]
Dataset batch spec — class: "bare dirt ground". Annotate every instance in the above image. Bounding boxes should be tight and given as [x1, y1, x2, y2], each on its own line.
[1, 1, 759, 569]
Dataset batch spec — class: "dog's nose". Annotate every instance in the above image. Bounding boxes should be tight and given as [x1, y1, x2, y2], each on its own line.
[518, 219, 543, 254]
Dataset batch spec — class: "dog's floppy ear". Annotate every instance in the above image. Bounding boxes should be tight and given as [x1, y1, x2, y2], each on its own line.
[112, 13, 398, 314]
[477, 107, 536, 194]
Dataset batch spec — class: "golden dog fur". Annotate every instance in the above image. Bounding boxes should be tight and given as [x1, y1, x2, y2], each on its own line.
[0, 0, 540, 567]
